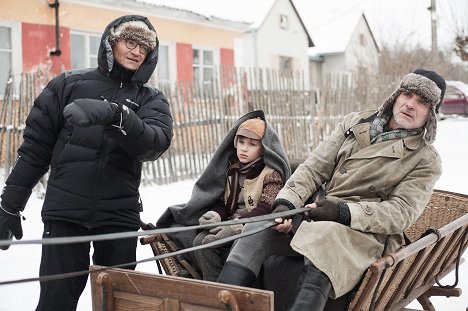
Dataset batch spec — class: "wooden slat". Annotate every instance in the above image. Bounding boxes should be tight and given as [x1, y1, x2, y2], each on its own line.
[90, 266, 273, 311]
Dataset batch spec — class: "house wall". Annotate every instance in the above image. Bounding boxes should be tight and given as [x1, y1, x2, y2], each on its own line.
[345, 17, 379, 74]
[0, 0, 244, 83]
[321, 54, 347, 75]
[308, 14, 379, 86]
[176, 43, 193, 83]
[22, 23, 71, 73]
[309, 60, 323, 89]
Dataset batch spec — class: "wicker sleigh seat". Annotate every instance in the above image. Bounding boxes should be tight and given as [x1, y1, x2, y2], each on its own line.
[140, 189, 468, 311]
[347, 189, 468, 311]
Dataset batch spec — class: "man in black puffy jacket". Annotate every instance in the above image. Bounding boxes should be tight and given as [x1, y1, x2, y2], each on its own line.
[0, 15, 173, 310]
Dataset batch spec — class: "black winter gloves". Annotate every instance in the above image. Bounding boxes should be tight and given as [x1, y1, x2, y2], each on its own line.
[0, 205, 23, 250]
[0, 185, 31, 250]
[63, 98, 122, 127]
[272, 198, 295, 214]
[272, 200, 302, 233]
[308, 200, 351, 225]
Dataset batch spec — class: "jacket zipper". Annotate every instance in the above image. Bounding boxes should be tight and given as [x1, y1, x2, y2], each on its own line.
[87, 80, 123, 229]
[87, 132, 107, 230]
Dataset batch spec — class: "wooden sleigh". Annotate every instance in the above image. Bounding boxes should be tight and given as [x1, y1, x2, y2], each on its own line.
[91, 189, 468, 311]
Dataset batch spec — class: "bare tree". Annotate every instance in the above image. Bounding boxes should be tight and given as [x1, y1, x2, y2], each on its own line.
[438, 0, 468, 62]
[378, 42, 468, 82]
[454, 34, 468, 61]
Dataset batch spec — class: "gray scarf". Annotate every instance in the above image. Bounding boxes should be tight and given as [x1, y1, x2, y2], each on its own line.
[370, 114, 422, 144]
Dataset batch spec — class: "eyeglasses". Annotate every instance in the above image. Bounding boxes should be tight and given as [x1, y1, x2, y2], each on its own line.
[125, 39, 150, 54]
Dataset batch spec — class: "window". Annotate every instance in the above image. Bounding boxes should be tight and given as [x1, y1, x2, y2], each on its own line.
[359, 33, 366, 46]
[71, 32, 101, 69]
[279, 15, 289, 30]
[0, 26, 12, 95]
[148, 44, 171, 88]
[193, 48, 214, 85]
[0, 20, 21, 97]
[156, 45, 170, 85]
[279, 56, 293, 71]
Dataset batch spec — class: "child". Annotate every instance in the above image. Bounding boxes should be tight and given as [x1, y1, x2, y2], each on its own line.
[156, 110, 290, 281]
[192, 117, 284, 281]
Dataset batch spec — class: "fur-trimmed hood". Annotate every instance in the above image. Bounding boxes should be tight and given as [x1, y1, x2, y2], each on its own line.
[98, 15, 159, 85]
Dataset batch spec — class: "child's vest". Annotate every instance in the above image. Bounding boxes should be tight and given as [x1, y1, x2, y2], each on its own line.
[223, 166, 275, 214]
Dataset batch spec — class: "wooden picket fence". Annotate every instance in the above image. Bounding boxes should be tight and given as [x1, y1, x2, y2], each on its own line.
[0, 66, 397, 186]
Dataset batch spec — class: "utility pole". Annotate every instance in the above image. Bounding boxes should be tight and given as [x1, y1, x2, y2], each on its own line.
[427, 0, 438, 59]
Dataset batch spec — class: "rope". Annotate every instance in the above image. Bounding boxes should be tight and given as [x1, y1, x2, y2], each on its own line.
[0, 207, 307, 248]
[0, 218, 282, 286]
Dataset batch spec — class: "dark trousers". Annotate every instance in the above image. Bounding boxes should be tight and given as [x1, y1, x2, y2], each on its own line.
[35, 220, 137, 311]
[192, 230, 231, 281]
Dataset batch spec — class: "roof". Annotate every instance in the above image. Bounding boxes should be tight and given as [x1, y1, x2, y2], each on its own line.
[136, 0, 313, 46]
[136, 0, 272, 25]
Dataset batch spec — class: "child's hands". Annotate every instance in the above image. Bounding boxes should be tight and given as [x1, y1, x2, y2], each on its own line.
[199, 211, 221, 225]
[201, 224, 243, 244]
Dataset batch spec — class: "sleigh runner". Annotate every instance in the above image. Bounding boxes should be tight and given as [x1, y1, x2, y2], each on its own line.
[90, 189, 468, 311]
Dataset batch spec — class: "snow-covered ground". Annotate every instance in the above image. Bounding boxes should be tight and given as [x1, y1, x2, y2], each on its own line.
[1, 116, 467, 310]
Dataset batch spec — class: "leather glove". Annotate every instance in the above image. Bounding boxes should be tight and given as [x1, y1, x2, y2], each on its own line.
[199, 211, 221, 225]
[201, 224, 243, 244]
[0, 205, 23, 250]
[307, 199, 340, 222]
[63, 98, 122, 127]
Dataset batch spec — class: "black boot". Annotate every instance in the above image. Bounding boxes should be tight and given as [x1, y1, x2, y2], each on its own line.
[288, 264, 332, 311]
[217, 261, 256, 287]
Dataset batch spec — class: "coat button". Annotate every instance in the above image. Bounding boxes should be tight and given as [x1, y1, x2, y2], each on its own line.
[289, 181, 295, 187]
[363, 205, 372, 214]
[368, 186, 375, 193]
[339, 167, 347, 174]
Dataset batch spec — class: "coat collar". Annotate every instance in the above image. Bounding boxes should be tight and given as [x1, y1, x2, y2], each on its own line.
[350, 123, 425, 160]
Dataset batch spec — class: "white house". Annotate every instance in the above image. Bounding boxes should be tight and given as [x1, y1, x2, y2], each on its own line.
[139, 0, 314, 86]
[241, 0, 313, 84]
[308, 12, 380, 88]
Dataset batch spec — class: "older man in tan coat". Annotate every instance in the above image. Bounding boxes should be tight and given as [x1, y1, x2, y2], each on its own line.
[216, 69, 446, 311]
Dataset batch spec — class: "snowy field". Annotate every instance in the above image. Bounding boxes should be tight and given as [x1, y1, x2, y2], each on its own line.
[1, 116, 467, 310]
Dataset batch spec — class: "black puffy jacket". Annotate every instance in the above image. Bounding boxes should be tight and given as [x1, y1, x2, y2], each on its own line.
[2, 15, 173, 229]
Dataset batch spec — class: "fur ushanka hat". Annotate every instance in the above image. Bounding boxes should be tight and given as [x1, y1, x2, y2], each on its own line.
[108, 20, 158, 51]
[377, 69, 446, 144]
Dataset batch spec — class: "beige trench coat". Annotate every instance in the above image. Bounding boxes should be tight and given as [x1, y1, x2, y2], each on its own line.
[277, 110, 442, 298]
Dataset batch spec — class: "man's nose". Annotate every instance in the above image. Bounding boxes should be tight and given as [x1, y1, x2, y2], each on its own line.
[406, 98, 418, 109]
[129, 47, 141, 55]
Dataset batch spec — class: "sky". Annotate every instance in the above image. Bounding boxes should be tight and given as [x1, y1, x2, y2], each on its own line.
[1, 116, 467, 310]
[139, 0, 467, 52]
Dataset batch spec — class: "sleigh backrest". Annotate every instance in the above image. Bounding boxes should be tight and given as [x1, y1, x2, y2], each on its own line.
[348, 190, 468, 311]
